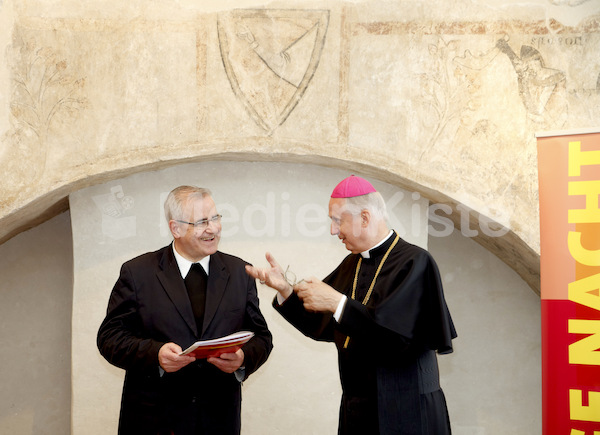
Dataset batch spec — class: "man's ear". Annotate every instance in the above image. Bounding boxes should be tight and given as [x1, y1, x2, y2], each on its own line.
[361, 210, 370, 227]
[168, 220, 181, 238]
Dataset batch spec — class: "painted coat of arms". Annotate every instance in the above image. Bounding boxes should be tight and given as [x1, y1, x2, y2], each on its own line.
[218, 9, 329, 134]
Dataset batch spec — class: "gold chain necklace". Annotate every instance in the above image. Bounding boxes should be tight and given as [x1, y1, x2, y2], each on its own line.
[343, 233, 400, 349]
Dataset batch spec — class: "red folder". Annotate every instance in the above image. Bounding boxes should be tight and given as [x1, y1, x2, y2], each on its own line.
[179, 331, 254, 359]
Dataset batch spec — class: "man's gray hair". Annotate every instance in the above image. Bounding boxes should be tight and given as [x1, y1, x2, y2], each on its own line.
[164, 186, 212, 222]
[343, 191, 388, 222]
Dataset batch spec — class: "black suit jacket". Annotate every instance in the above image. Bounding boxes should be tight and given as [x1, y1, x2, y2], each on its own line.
[97, 244, 273, 435]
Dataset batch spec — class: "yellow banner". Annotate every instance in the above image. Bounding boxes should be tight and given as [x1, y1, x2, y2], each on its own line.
[537, 128, 600, 435]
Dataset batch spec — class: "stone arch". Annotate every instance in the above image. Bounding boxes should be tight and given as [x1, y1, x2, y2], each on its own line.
[0, 151, 540, 295]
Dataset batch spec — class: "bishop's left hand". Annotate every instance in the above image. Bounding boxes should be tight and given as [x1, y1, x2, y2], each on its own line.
[294, 278, 343, 313]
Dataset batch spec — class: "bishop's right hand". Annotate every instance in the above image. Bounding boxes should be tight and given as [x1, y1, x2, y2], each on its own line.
[245, 252, 293, 299]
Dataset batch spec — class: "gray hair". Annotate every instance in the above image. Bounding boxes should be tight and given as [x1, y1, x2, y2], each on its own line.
[164, 186, 212, 222]
[343, 191, 388, 222]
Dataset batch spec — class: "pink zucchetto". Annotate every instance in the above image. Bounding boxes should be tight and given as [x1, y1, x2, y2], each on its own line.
[330, 175, 377, 198]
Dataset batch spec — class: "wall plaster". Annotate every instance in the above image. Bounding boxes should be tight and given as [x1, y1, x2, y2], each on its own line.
[2, 0, 600, 295]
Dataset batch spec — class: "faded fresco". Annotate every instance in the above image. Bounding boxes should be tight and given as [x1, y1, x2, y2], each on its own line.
[0, 2, 599, 292]
[346, 20, 598, 239]
[3, 30, 88, 192]
[217, 9, 329, 134]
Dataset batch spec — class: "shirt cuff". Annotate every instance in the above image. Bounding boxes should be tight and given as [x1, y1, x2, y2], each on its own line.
[235, 366, 246, 382]
[333, 295, 347, 322]
[276, 292, 288, 305]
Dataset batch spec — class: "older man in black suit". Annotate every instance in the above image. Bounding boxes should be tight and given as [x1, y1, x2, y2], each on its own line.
[98, 185, 273, 435]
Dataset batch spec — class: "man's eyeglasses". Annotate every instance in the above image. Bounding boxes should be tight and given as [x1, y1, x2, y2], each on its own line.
[175, 214, 222, 230]
[282, 265, 305, 287]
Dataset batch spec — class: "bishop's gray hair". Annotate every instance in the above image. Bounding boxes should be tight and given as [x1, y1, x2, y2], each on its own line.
[164, 186, 212, 222]
[343, 191, 388, 222]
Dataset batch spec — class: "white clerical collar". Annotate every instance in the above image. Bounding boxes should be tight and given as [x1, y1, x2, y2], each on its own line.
[172, 242, 211, 278]
[361, 230, 394, 259]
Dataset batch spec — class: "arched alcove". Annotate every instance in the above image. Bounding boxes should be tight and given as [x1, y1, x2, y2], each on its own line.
[68, 159, 540, 434]
[0, 152, 541, 294]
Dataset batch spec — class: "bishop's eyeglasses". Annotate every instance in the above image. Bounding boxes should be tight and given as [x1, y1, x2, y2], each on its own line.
[175, 214, 222, 230]
[282, 265, 305, 287]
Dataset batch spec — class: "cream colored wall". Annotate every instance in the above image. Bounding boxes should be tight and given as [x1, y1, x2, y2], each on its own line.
[1, 0, 599, 294]
[432, 227, 541, 435]
[0, 212, 72, 435]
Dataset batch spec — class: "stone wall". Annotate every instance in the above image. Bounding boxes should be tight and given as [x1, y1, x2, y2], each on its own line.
[1, 2, 599, 286]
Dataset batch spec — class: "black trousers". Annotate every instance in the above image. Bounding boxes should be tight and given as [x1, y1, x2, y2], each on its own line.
[118, 363, 242, 435]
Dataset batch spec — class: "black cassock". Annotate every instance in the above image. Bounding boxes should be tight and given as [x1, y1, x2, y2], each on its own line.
[275, 231, 457, 435]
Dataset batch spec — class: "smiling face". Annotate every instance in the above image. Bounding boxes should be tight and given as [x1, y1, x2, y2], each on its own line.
[328, 197, 368, 254]
[170, 194, 221, 262]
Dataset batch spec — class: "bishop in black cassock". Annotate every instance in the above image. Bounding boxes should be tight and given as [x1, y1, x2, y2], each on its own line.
[246, 175, 457, 435]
